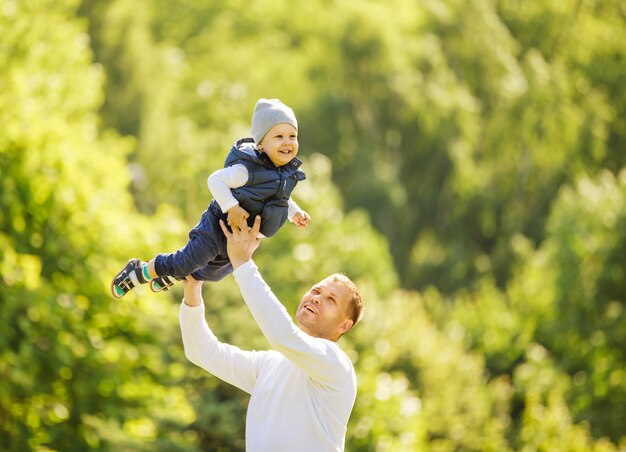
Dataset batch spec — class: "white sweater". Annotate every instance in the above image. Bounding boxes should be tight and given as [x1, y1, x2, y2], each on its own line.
[179, 261, 357, 452]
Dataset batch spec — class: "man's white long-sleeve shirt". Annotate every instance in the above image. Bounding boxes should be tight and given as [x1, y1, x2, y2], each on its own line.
[179, 261, 357, 452]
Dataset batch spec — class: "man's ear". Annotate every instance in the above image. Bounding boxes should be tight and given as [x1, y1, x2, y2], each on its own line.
[338, 318, 354, 335]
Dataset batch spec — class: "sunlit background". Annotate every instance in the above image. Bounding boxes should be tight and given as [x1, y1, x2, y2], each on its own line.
[1, 0, 625, 450]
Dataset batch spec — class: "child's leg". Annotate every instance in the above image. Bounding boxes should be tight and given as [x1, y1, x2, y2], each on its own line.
[139, 259, 158, 280]
[190, 252, 233, 282]
[150, 251, 227, 293]
[151, 241, 230, 293]
[135, 259, 175, 292]
[150, 209, 226, 291]
[154, 234, 221, 278]
[111, 208, 224, 298]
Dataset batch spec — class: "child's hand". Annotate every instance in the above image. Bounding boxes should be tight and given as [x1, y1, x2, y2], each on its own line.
[291, 210, 311, 229]
[227, 205, 250, 231]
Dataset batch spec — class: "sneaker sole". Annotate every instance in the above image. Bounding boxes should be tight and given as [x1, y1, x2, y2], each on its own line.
[110, 258, 140, 299]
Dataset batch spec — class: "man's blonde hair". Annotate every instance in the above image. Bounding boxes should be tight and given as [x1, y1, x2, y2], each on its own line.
[328, 273, 363, 331]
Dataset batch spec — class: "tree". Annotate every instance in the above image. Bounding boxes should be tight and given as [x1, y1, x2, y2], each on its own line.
[431, 170, 626, 446]
[0, 1, 195, 449]
[5, 0, 623, 448]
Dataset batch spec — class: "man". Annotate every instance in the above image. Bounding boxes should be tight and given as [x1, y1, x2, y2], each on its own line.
[179, 216, 364, 451]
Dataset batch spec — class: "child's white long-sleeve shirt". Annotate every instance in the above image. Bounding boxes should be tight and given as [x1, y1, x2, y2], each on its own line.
[179, 261, 357, 452]
[207, 164, 301, 220]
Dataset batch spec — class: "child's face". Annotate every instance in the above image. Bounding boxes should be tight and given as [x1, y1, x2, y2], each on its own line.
[257, 123, 299, 167]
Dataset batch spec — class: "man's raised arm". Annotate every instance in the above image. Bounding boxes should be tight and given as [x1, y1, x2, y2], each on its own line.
[179, 276, 259, 394]
[219, 217, 353, 387]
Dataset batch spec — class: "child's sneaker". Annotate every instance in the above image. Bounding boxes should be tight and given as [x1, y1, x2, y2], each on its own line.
[111, 258, 147, 299]
[150, 275, 180, 293]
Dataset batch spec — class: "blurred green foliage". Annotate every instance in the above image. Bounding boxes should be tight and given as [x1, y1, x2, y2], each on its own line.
[1, 0, 625, 450]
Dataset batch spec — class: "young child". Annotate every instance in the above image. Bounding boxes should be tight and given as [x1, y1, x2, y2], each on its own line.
[111, 98, 311, 298]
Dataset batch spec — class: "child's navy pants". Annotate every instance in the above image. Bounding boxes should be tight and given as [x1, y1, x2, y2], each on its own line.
[154, 203, 233, 282]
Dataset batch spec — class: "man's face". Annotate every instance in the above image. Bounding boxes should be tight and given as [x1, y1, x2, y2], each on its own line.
[295, 277, 353, 342]
[257, 123, 299, 167]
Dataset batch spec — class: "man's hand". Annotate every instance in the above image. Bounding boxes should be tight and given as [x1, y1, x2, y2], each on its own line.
[227, 204, 250, 231]
[219, 215, 263, 269]
[182, 275, 203, 307]
[291, 210, 311, 229]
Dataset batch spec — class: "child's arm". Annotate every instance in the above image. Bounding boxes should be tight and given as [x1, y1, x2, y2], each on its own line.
[288, 198, 311, 228]
[207, 164, 248, 210]
[208, 165, 250, 229]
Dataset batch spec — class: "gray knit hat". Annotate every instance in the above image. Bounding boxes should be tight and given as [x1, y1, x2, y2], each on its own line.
[251, 98, 298, 144]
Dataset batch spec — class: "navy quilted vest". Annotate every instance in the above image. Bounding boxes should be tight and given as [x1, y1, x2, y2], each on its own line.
[222, 138, 306, 237]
